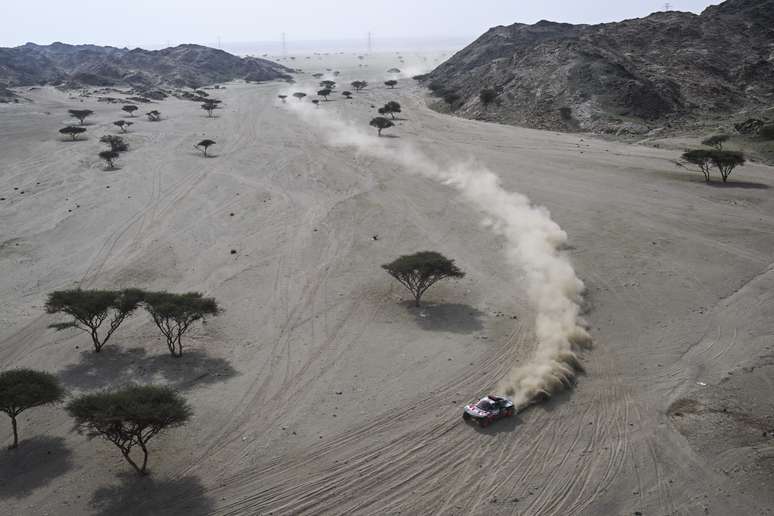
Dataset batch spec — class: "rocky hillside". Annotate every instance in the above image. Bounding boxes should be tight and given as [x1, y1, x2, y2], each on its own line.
[0, 43, 293, 89]
[424, 0, 774, 134]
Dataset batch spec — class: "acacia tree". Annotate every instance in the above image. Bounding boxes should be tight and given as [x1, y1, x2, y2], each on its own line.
[66, 385, 191, 475]
[195, 139, 216, 157]
[382, 251, 465, 307]
[100, 135, 128, 152]
[379, 101, 402, 119]
[292, 92, 307, 101]
[45, 289, 144, 352]
[113, 120, 133, 133]
[60, 126, 87, 141]
[69, 109, 94, 125]
[99, 150, 119, 169]
[711, 150, 745, 182]
[320, 80, 336, 90]
[146, 110, 161, 122]
[682, 149, 713, 182]
[201, 99, 221, 117]
[317, 89, 331, 101]
[0, 369, 64, 449]
[278, 94, 288, 103]
[312, 99, 320, 107]
[702, 134, 730, 151]
[682, 149, 745, 182]
[121, 105, 138, 117]
[351, 81, 367, 91]
[142, 292, 221, 357]
[370, 116, 394, 136]
[479, 88, 497, 110]
[384, 80, 398, 89]
[342, 91, 353, 99]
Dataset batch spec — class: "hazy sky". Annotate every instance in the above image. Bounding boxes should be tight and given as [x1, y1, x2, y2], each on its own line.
[3, 0, 719, 49]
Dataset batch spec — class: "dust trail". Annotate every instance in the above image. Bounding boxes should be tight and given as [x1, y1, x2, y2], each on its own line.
[284, 99, 591, 410]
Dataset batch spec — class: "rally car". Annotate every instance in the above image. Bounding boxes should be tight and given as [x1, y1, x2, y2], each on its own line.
[462, 395, 515, 427]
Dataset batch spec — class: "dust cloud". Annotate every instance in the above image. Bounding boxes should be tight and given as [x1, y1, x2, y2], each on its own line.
[286, 98, 591, 410]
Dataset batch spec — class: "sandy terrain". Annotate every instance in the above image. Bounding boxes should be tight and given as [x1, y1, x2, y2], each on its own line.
[1, 52, 773, 515]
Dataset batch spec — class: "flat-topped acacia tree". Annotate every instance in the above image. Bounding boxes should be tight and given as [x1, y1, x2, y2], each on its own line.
[99, 150, 119, 169]
[682, 149, 713, 182]
[370, 116, 394, 136]
[146, 110, 162, 122]
[195, 139, 216, 157]
[702, 134, 730, 151]
[342, 91, 353, 99]
[121, 105, 138, 117]
[60, 126, 87, 141]
[0, 369, 64, 449]
[711, 150, 745, 182]
[351, 80, 368, 91]
[68, 109, 94, 125]
[384, 80, 398, 89]
[45, 289, 144, 352]
[382, 251, 465, 307]
[113, 120, 133, 133]
[378, 101, 401, 120]
[201, 99, 222, 117]
[682, 149, 745, 183]
[292, 92, 307, 101]
[278, 94, 288, 103]
[320, 80, 336, 90]
[100, 135, 128, 152]
[66, 385, 191, 475]
[317, 89, 331, 101]
[142, 292, 221, 357]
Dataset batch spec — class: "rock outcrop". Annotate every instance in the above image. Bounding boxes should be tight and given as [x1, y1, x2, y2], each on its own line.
[423, 0, 774, 133]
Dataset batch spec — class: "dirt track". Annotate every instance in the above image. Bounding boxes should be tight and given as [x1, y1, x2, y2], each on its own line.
[1, 53, 773, 515]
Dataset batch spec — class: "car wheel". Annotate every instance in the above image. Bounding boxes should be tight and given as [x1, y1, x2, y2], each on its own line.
[463, 412, 471, 421]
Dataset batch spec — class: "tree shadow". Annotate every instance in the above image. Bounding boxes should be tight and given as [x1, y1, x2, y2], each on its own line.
[0, 436, 73, 499]
[403, 302, 485, 334]
[91, 473, 214, 516]
[662, 167, 770, 189]
[704, 180, 769, 190]
[58, 347, 238, 391]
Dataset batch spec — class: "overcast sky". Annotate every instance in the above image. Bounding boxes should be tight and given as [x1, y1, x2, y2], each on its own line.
[3, 0, 719, 49]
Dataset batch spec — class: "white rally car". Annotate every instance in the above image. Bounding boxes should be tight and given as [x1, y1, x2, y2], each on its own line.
[462, 395, 515, 427]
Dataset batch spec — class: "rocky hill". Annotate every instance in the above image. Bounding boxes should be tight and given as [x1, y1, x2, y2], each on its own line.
[423, 0, 774, 134]
[0, 43, 292, 90]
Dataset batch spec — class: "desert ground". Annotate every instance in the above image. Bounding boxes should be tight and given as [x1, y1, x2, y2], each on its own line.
[1, 52, 773, 515]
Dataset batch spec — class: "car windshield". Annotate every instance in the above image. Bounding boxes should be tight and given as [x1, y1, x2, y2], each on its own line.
[476, 400, 494, 411]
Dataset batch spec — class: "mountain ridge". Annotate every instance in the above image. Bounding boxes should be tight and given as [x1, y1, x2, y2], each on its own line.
[424, 0, 774, 134]
[0, 42, 293, 90]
